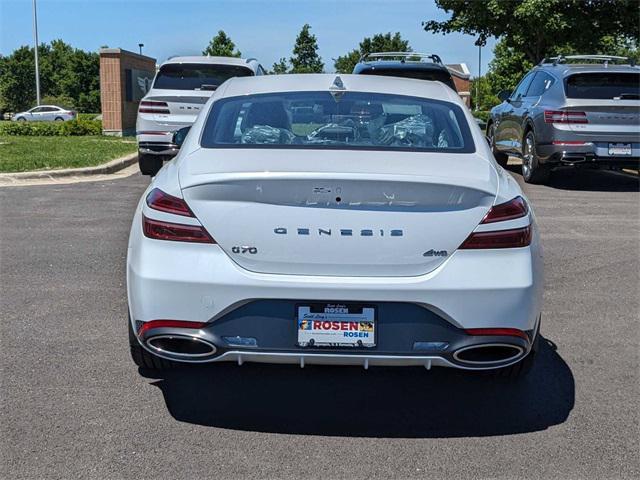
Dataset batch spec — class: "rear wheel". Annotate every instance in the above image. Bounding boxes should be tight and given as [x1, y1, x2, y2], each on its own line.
[128, 316, 176, 370]
[487, 123, 509, 168]
[522, 131, 550, 184]
[54, 117, 64, 121]
[138, 153, 163, 176]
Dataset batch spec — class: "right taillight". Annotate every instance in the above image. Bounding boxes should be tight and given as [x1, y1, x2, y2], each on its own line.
[544, 110, 588, 124]
[460, 197, 532, 249]
[139, 100, 170, 114]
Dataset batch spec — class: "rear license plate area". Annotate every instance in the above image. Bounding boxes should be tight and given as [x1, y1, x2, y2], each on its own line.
[296, 303, 376, 348]
[608, 143, 632, 156]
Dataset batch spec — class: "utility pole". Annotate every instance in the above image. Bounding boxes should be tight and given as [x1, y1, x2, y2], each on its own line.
[32, 0, 41, 105]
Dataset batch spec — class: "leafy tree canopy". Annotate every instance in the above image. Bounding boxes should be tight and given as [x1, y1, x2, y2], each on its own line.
[203, 30, 241, 57]
[290, 24, 324, 73]
[0, 40, 100, 114]
[271, 57, 290, 74]
[334, 32, 411, 73]
[424, 0, 640, 64]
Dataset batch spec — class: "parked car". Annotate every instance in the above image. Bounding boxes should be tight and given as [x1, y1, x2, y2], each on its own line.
[136, 55, 266, 175]
[353, 52, 457, 92]
[127, 74, 543, 378]
[487, 55, 640, 183]
[12, 105, 76, 122]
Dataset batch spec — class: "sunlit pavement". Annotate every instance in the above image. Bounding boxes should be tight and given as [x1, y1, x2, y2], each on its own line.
[1, 166, 638, 479]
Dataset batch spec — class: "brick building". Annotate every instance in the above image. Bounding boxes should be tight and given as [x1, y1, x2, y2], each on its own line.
[99, 48, 156, 136]
[445, 63, 471, 107]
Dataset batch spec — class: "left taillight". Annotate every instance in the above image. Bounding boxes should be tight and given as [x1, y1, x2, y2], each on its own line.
[143, 188, 215, 243]
[139, 100, 170, 114]
[460, 196, 532, 249]
[146, 188, 193, 217]
[143, 215, 215, 243]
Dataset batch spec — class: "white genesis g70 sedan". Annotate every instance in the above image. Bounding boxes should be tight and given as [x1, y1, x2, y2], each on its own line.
[127, 74, 543, 378]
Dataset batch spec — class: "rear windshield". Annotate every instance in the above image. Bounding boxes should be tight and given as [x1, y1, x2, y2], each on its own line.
[565, 72, 640, 99]
[153, 63, 253, 91]
[201, 91, 474, 153]
[360, 68, 457, 91]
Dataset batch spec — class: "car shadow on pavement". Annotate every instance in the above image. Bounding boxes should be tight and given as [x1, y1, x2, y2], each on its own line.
[143, 336, 574, 438]
[506, 163, 639, 192]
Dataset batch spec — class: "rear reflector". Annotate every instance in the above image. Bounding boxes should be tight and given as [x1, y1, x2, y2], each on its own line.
[146, 188, 194, 217]
[460, 226, 531, 249]
[544, 110, 588, 124]
[552, 140, 589, 146]
[138, 319, 207, 337]
[481, 196, 528, 224]
[142, 215, 215, 243]
[465, 328, 529, 340]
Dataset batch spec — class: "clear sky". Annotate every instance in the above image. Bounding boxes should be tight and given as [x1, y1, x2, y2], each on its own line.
[0, 0, 496, 75]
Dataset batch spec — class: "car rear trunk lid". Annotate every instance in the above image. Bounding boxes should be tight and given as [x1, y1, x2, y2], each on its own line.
[179, 149, 497, 277]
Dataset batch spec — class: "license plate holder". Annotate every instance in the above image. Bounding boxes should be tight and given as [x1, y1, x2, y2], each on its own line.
[608, 143, 632, 156]
[296, 303, 376, 348]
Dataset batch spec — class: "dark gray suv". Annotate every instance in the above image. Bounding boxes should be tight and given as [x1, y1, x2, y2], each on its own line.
[487, 55, 640, 183]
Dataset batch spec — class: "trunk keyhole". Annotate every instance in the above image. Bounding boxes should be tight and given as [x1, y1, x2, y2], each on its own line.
[335, 196, 342, 203]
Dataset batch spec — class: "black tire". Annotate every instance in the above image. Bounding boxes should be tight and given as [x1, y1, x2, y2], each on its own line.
[522, 131, 550, 184]
[138, 153, 163, 176]
[128, 317, 175, 370]
[17, 117, 26, 121]
[487, 123, 509, 168]
[54, 117, 64, 121]
[490, 329, 540, 379]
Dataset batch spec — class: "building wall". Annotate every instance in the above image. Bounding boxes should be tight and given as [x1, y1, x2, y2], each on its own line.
[99, 49, 156, 136]
[452, 76, 471, 107]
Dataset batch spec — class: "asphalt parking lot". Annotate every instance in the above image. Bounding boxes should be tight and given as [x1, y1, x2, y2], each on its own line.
[1, 165, 638, 479]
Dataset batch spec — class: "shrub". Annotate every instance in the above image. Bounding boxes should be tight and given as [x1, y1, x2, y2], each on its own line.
[472, 111, 491, 123]
[0, 118, 102, 136]
[41, 95, 76, 110]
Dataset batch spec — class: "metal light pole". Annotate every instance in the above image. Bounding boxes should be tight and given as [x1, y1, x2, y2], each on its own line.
[32, 0, 41, 105]
[474, 37, 485, 112]
[476, 43, 481, 111]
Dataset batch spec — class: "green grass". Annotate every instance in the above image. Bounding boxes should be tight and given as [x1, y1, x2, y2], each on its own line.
[0, 135, 137, 173]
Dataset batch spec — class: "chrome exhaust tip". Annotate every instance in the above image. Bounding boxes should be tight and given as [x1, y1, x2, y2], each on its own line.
[453, 343, 524, 365]
[146, 334, 217, 358]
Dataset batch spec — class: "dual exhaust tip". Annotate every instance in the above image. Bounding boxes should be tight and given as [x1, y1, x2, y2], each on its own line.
[146, 335, 217, 358]
[453, 343, 524, 365]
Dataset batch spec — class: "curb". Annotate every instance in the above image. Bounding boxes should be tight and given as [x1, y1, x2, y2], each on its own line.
[0, 153, 138, 180]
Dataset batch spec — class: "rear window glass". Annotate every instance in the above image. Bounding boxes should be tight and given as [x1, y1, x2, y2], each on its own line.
[153, 64, 253, 91]
[201, 91, 474, 153]
[360, 68, 457, 91]
[565, 72, 640, 99]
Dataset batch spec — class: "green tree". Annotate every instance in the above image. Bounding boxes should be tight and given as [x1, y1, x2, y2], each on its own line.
[271, 57, 289, 74]
[290, 24, 324, 73]
[0, 40, 101, 113]
[470, 76, 500, 111]
[424, 0, 640, 64]
[203, 30, 241, 57]
[334, 32, 411, 73]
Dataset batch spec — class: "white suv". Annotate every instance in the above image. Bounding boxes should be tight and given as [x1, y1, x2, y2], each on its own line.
[136, 56, 265, 175]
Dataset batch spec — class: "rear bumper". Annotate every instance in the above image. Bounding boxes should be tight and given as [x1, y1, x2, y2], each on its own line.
[127, 205, 544, 368]
[132, 299, 537, 369]
[537, 142, 640, 167]
[138, 141, 179, 157]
